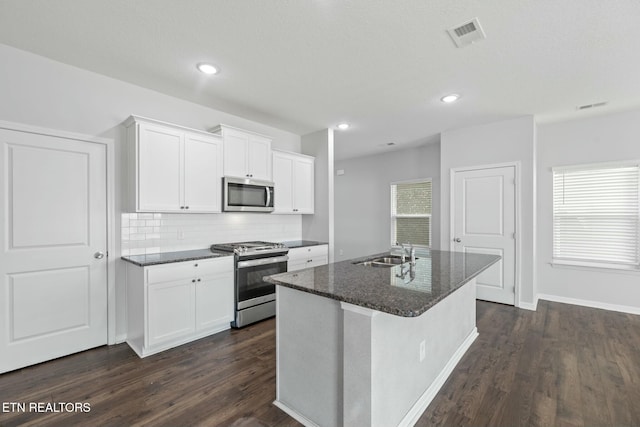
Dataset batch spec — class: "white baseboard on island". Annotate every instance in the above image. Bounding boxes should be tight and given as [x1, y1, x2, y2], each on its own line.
[272, 400, 320, 427]
[398, 327, 478, 427]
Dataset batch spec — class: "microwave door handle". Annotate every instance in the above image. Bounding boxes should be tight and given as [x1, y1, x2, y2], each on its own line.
[265, 187, 271, 207]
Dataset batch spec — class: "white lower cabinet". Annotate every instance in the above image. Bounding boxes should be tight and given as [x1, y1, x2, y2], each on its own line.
[147, 280, 195, 347]
[287, 244, 329, 272]
[126, 256, 234, 357]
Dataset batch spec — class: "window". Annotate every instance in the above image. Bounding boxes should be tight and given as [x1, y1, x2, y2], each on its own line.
[391, 180, 432, 247]
[552, 161, 639, 270]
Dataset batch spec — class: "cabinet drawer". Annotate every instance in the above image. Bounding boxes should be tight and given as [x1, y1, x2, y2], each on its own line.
[146, 257, 233, 284]
[306, 256, 328, 269]
[289, 244, 328, 261]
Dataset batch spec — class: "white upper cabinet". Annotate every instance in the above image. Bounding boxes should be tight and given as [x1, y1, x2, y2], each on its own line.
[272, 150, 315, 214]
[125, 116, 223, 213]
[211, 125, 272, 181]
[183, 132, 223, 212]
[136, 122, 183, 212]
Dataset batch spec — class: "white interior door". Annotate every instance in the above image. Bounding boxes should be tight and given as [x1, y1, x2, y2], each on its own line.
[0, 128, 108, 373]
[452, 165, 516, 305]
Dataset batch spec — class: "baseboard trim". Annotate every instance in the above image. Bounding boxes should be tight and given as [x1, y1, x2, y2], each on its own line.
[273, 400, 320, 427]
[518, 297, 538, 311]
[115, 334, 127, 344]
[538, 294, 640, 315]
[398, 327, 479, 427]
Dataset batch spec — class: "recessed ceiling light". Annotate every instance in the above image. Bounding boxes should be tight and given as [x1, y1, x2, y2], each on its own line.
[337, 123, 350, 130]
[197, 63, 218, 75]
[441, 94, 460, 103]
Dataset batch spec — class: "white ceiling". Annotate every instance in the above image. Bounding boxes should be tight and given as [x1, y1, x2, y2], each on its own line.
[1, 0, 639, 160]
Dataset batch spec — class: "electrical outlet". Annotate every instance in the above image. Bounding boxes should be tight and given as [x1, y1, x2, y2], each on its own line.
[419, 340, 426, 362]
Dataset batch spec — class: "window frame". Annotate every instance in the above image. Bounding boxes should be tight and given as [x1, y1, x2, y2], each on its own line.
[551, 160, 640, 272]
[390, 178, 432, 248]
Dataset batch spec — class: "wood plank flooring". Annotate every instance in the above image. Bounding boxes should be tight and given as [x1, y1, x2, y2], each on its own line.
[1, 300, 639, 426]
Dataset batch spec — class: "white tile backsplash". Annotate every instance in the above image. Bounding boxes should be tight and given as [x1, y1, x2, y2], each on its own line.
[121, 213, 302, 255]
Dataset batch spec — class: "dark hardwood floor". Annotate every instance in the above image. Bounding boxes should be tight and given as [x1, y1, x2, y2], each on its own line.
[1, 300, 639, 426]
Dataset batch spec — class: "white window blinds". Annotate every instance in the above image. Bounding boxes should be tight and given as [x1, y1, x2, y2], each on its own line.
[552, 162, 640, 269]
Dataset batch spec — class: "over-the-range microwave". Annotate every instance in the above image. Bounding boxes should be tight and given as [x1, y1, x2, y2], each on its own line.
[223, 176, 275, 212]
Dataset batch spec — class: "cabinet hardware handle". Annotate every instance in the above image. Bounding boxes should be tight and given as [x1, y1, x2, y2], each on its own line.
[194, 264, 198, 267]
[192, 279, 196, 283]
[197, 278, 201, 282]
[185, 206, 189, 209]
[180, 206, 185, 209]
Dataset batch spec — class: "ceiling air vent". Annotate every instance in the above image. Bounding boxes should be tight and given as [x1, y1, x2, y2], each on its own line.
[577, 101, 608, 110]
[447, 18, 486, 48]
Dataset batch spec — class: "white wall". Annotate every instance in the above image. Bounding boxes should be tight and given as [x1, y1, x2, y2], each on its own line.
[536, 109, 640, 312]
[0, 43, 303, 341]
[440, 116, 536, 308]
[334, 143, 441, 262]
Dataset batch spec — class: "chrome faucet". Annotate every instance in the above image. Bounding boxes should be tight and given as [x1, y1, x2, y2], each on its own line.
[400, 242, 416, 265]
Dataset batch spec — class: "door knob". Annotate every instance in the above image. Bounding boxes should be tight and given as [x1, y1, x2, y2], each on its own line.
[94, 251, 105, 259]
[454, 238, 461, 243]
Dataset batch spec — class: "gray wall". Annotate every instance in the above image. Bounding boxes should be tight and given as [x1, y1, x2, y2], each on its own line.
[0, 43, 302, 341]
[301, 129, 335, 262]
[440, 116, 536, 308]
[334, 143, 440, 262]
[537, 109, 640, 312]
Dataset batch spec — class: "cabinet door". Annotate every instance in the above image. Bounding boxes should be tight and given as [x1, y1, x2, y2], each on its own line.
[248, 135, 272, 180]
[223, 129, 249, 177]
[184, 133, 223, 212]
[294, 157, 314, 214]
[195, 272, 234, 331]
[272, 152, 295, 213]
[147, 281, 195, 347]
[138, 123, 183, 211]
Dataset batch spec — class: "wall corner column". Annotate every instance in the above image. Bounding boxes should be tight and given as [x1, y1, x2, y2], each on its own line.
[301, 128, 335, 262]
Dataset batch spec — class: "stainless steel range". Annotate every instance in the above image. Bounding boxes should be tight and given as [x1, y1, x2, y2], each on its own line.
[211, 241, 288, 328]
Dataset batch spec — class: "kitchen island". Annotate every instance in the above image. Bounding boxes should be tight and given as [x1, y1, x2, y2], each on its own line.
[265, 249, 500, 427]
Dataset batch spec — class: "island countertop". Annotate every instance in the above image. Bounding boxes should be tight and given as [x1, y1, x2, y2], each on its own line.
[265, 249, 500, 317]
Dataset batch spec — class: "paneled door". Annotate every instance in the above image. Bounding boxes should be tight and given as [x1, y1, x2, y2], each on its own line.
[0, 127, 108, 373]
[452, 165, 516, 305]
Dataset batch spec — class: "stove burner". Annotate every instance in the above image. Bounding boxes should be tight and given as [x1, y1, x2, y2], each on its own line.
[211, 241, 287, 256]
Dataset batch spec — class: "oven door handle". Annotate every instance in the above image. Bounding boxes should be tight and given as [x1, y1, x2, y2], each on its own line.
[237, 255, 289, 269]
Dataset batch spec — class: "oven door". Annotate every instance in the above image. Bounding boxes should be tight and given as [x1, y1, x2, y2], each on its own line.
[236, 255, 288, 309]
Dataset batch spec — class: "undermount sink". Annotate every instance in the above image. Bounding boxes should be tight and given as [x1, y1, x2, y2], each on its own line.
[353, 254, 417, 268]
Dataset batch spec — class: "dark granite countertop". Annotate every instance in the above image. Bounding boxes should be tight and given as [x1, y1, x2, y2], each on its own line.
[281, 240, 328, 249]
[121, 249, 232, 267]
[265, 249, 500, 317]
